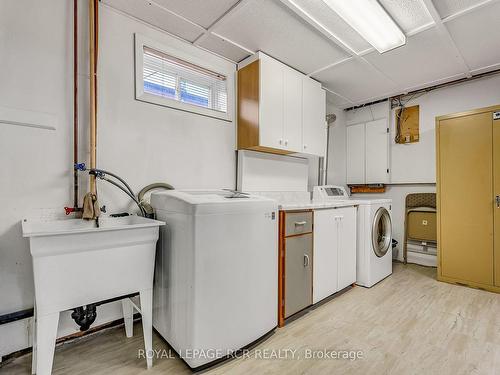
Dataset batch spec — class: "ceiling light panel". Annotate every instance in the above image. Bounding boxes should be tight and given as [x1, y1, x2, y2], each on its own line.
[152, 0, 239, 29]
[379, 0, 434, 33]
[323, 0, 406, 53]
[286, 0, 372, 53]
[212, 0, 349, 73]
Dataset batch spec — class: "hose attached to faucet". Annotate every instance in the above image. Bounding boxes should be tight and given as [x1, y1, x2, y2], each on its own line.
[75, 164, 174, 218]
[99, 175, 146, 217]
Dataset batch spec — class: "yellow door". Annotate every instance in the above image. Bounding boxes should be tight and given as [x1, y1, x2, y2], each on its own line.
[438, 111, 494, 285]
[494, 113, 500, 286]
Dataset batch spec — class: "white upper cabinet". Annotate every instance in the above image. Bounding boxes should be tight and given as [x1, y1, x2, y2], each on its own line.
[260, 55, 285, 150]
[302, 77, 326, 157]
[346, 123, 366, 184]
[365, 118, 389, 183]
[237, 52, 326, 156]
[346, 118, 389, 184]
[283, 68, 303, 152]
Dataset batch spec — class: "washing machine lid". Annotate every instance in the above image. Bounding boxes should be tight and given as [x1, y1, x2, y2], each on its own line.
[372, 207, 392, 257]
[150, 190, 277, 215]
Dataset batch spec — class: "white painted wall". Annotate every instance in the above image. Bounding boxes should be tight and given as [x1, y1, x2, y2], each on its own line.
[96, 5, 236, 212]
[0, 1, 236, 357]
[326, 104, 347, 189]
[327, 74, 500, 261]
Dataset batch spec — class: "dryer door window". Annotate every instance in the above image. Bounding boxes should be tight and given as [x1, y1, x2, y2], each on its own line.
[372, 207, 392, 257]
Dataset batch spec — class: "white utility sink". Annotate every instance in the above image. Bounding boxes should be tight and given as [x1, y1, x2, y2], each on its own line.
[22, 215, 164, 375]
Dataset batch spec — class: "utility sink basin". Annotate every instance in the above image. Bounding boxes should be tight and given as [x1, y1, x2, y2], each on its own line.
[22, 215, 165, 375]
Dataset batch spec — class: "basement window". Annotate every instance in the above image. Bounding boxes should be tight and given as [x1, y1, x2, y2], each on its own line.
[135, 35, 232, 121]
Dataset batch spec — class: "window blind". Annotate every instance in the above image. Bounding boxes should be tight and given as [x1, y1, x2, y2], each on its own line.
[143, 46, 228, 113]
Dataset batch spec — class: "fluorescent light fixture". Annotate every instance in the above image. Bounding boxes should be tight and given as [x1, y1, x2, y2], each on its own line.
[323, 0, 406, 53]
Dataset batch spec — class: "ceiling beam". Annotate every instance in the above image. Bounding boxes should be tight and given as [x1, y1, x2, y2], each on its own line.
[420, 0, 472, 78]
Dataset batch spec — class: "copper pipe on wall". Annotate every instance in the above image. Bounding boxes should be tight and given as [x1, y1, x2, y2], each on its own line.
[89, 0, 98, 194]
[73, 0, 79, 209]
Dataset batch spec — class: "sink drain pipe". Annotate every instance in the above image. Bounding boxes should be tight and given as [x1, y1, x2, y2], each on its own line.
[70, 0, 100, 332]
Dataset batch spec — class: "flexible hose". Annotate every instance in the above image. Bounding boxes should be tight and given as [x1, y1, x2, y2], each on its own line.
[138, 182, 174, 202]
[102, 177, 146, 217]
[90, 168, 136, 198]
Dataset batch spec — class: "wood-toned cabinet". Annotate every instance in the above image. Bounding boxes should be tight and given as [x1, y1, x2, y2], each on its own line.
[237, 52, 326, 156]
[346, 119, 389, 184]
[278, 207, 357, 326]
[278, 210, 313, 326]
[437, 105, 500, 292]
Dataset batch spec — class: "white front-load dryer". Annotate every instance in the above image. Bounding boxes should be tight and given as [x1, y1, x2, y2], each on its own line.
[356, 200, 393, 287]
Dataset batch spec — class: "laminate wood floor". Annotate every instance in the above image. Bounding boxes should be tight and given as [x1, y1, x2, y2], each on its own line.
[2, 263, 500, 375]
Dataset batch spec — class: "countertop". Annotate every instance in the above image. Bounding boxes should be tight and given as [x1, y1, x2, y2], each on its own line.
[278, 200, 362, 211]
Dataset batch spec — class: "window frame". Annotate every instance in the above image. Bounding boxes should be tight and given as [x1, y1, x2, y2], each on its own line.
[135, 34, 234, 122]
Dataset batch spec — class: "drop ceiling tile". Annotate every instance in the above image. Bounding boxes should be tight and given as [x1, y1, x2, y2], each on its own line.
[364, 27, 465, 90]
[197, 34, 251, 62]
[326, 91, 352, 108]
[288, 0, 372, 53]
[312, 59, 397, 103]
[103, 0, 203, 42]
[212, 0, 349, 74]
[379, 0, 434, 33]
[152, 0, 239, 28]
[434, 0, 488, 19]
[446, 2, 500, 70]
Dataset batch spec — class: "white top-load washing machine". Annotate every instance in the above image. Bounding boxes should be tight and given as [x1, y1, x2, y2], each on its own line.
[150, 190, 278, 369]
[313, 186, 393, 287]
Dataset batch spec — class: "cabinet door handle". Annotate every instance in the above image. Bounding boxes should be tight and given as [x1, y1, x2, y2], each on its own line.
[303, 144, 307, 149]
[496, 195, 500, 208]
[334, 216, 344, 221]
[284, 139, 289, 146]
[279, 139, 283, 145]
[303, 254, 310, 267]
[294, 221, 307, 226]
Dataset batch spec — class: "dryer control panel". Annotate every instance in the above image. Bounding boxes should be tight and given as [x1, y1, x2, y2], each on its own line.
[313, 185, 349, 201]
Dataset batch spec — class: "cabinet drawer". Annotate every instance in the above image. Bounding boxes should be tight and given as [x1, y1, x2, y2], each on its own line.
[285, 212, 313, 236]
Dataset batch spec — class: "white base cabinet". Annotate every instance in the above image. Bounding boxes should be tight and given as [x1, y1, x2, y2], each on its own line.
[313, 207, 357, 304]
